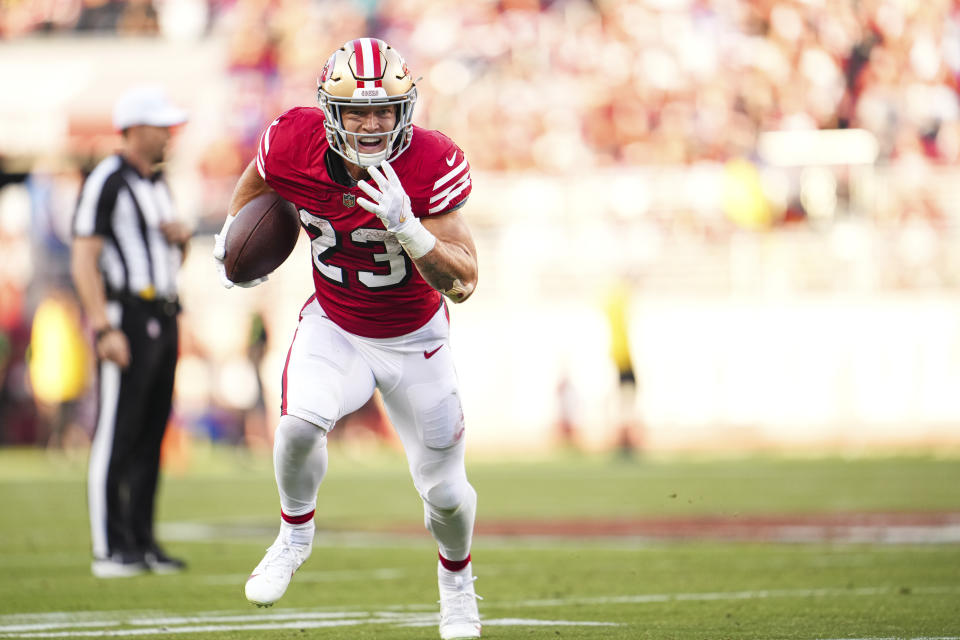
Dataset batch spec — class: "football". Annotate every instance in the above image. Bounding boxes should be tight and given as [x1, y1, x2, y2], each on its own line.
[223, 192, 300, 283]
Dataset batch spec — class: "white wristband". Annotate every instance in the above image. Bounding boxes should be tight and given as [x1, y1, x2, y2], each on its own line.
[394, 217, 436, 259]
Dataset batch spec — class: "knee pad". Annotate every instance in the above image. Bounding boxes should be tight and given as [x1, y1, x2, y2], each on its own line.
[423, 477, 473, 512]
[274, 414, 329, 515]
[277, 414, 328, 450]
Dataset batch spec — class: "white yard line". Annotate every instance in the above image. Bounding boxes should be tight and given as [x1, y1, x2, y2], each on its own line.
[502, 585, 960, 608]
[0, 619, 368, 637]
[2, 585, 958, 638]
[0, 617, 614, 638]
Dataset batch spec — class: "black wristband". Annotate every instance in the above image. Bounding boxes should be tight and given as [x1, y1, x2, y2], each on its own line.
[95, 327, 116, 343]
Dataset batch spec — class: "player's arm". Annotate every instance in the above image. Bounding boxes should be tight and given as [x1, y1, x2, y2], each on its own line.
[416, 209, 478, 303]
[213, 159, 276, 288]
[357, 161, 478, 303]
[228, 159, 275, 216]
[70, 236, 130, 367]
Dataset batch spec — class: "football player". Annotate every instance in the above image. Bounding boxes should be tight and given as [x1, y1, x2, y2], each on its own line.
[213, 38, 481, 639]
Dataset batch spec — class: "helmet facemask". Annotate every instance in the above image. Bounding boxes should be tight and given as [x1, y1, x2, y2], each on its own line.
[317, 38, 417, 168]
[319, 88, 417, 167]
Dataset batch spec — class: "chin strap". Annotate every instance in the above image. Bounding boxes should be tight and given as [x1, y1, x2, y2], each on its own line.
[355, 149, 388, 167]
[339, 123, 403, 167]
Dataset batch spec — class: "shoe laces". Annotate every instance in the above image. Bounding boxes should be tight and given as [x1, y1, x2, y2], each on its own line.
[259, 540, 307, 577]
[440, 575, 483, 620]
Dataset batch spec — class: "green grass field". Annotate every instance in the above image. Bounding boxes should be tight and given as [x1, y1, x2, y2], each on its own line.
[1, 446, 958, 639]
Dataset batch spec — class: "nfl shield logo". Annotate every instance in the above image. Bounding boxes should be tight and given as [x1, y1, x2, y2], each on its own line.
[342, 193, 356, 208]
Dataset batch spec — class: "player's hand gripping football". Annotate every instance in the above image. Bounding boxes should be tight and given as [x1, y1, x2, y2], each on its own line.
[357, 161, 436, 259]
[212, 214, 269, 289]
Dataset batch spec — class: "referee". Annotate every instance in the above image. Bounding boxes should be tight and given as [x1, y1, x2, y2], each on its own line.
[71, 86, 191, 578]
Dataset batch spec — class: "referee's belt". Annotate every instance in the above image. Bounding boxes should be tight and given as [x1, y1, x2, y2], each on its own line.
[109, 287, 181, 317]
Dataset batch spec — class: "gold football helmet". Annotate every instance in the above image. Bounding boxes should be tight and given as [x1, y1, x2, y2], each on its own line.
[317, 38, 417, 167]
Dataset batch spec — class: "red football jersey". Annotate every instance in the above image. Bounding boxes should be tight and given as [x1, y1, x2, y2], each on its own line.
[256, 107, 472, 338]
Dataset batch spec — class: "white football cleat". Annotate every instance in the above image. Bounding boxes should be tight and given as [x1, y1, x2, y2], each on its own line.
[438, 562, 482, 639]
[244, 532, 312, 607]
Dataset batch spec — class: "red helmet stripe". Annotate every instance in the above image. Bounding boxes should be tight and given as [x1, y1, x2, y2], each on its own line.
[351, 38, 366, 87]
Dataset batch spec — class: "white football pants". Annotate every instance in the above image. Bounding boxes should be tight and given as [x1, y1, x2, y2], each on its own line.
[277, 297, 476, 561]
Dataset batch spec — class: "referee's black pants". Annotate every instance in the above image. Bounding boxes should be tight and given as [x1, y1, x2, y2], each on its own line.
[88, 297, 179, 559]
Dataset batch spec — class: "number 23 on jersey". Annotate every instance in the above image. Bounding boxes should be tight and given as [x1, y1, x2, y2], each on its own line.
[300, 208, 413, 291]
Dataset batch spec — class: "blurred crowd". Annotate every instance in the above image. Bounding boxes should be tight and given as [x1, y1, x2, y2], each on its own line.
[3, 0, 960, 447]
[4, 0, 959, 172]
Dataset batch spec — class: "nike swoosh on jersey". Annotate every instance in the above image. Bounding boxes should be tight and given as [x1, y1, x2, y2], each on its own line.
[445, 152, 457, 166]
[424, 345, 443, 359]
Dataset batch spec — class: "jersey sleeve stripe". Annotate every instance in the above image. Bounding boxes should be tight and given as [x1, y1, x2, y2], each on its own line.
[429, 172, 470, 203]
[256, 152, 266, 179]
[256, 138, 266, 178]
[257, 118, 281, 179]
[428, 178, 471, 214]
[263, 118, 280, 154]
[433, 159, 469, 190]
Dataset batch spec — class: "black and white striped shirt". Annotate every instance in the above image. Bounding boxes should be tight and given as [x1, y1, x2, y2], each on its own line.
[73, 154, 181, 300]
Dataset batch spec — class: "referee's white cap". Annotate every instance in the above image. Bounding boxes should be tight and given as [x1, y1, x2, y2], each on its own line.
[113, 85, 188, 131]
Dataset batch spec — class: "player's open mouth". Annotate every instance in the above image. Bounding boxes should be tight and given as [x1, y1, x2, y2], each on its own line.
[357, 137, 383, 150]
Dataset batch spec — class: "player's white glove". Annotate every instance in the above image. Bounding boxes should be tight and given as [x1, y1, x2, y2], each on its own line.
[212, 214, 269, 289]
[357, 161, 436, 259]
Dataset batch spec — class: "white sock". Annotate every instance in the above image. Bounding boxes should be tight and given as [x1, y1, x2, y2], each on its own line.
[438, 557, 473, 585]
[280, 518, 315, 547]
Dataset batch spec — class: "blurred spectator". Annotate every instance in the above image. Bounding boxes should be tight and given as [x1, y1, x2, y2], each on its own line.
[74, 0, 126, 32]
[603, 277, 643, 458]
[554, 369, 580, 451]
[0, 293, 38, 445]
[27, 289, 92, 449]
[26, 159, 84, 294]
[243, 310, 270, 450]
[0, 167, 39, 444]
[0, 157, 29, 189]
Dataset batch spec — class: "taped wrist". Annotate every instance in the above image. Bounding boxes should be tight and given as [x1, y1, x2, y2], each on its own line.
[394, 217, 436, 259]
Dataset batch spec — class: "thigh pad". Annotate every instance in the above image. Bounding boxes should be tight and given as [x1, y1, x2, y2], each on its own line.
[406, 382, 465, 450]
